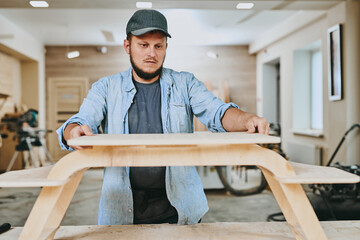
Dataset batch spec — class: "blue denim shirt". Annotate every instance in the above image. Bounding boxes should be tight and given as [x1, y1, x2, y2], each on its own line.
[57, 67, 239, 225]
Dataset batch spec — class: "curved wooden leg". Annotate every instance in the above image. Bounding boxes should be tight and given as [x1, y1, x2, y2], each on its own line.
[19, 170, 86, 240]
[261, 168, 327, 240]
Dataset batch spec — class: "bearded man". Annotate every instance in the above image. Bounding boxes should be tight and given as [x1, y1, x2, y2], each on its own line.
[57, 9, 269, 225]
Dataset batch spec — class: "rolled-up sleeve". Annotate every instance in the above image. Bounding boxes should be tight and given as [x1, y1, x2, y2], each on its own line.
[187, 74, 239, 132]
[56, 77, 108, 150]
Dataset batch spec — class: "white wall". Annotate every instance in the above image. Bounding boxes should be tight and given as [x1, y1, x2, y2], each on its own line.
[252, 3, 349, 165]
[0, 14, 45, 128]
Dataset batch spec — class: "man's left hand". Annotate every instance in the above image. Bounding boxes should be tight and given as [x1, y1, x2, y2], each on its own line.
[245, 116, 270, 135]
[221, 108, 270, 135]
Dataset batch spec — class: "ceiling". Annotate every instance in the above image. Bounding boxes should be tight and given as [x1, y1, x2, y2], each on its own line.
[0, 0, 344, 46]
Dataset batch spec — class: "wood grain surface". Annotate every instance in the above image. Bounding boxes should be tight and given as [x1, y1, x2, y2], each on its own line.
[68, 132, 281, 146]
[2, 221, 360, 240]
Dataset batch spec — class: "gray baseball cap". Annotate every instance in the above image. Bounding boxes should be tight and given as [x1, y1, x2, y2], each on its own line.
[126, 9, 171, 38]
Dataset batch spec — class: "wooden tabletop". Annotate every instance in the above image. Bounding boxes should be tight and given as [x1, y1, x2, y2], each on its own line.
[67, 132, 281, 147]
[2, 221, 360, 240]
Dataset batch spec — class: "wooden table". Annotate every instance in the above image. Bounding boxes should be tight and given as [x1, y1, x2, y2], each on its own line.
[0, 132, 359, 240]
[3, 221, 360, 240]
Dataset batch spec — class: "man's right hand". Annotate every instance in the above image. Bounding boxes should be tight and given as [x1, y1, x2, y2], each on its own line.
[64, 123, 93, 150]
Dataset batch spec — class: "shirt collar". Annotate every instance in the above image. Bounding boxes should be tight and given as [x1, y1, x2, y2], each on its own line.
[122, 67, 135, 92]
[122, 67, 174, 92]
[159, 68, 174, 89]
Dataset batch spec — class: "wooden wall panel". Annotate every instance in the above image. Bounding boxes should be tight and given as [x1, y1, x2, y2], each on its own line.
[166, 45, 256, 114]
[45, 46, 129, 86]
[0, 51, 20, 118]
[0, 51, 22, 171]
[21, 62, 39, 110]
[45, 45, 256, 114]
[0, 52, 13, 90]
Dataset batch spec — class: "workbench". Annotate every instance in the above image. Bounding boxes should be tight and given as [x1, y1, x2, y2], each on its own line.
[2, 221, 360, 239]
[0, 132, 359, 240]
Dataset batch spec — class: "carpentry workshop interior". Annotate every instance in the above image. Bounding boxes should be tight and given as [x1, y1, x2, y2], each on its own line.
[0, 0, 359, 239]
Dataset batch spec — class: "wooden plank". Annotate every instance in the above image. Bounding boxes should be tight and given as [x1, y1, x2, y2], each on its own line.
[19, 170, 86, 240]
[262, 168, 327, 240]
[68, 132, 281, 146]
[2, 221, 360, 240]
[0, 144, 358, 187]
[277, 162, 360, 184]
[0, 166, 67, 187]
[0, 144, 288, 187]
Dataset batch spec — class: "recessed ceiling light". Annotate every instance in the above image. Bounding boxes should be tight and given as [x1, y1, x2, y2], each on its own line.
[67, 51, 80, 59]
[29, 1, 49, 8]
[96, 46, 108, 54]
[236, 2, 254, 9]
[136, 2, 152, 9]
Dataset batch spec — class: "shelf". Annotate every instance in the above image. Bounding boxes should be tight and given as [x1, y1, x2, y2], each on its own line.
[0, 93, 9, 98]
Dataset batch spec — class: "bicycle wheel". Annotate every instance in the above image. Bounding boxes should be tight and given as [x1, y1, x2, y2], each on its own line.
[215, 165, 267, 196]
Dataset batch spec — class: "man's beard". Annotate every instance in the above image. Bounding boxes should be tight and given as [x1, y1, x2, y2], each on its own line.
[130, 54, 164, 80]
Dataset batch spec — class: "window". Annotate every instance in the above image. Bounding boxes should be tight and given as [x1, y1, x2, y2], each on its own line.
[293, 40, 323, 137]
[311, 50, 323, 130]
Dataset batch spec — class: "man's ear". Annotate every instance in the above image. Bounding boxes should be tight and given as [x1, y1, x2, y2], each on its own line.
[166, 42, 168, 49]
[124, 39, 130, 54]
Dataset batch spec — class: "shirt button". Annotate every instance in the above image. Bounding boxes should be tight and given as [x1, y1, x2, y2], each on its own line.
[128, 209, 132, 213]
[122, 119, 125, 122]
[131, 100, 133, 103]
[128, 186, 131, 190]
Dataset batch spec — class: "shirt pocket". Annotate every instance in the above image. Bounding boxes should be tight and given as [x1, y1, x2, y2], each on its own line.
[168, 102, 191, 133]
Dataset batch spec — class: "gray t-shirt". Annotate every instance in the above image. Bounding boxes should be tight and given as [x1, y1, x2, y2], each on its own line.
[128, 78, 177, 224]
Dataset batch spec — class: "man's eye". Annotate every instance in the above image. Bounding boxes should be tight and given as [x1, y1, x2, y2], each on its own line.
[140, 44, 147, 47]
[156, 45, 162, 49]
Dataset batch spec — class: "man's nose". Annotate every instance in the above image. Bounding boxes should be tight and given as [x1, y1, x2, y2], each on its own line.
[146, 46, 156, 57]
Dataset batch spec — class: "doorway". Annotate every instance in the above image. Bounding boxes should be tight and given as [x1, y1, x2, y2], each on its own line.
[47, 77, 89, 160]
[262, 59, 281, 125]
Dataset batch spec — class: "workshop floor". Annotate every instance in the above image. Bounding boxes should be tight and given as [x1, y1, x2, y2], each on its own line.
[0, 169, 281, 226]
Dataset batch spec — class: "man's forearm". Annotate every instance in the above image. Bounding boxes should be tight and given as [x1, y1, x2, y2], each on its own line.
[221, 108, 251, 132]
